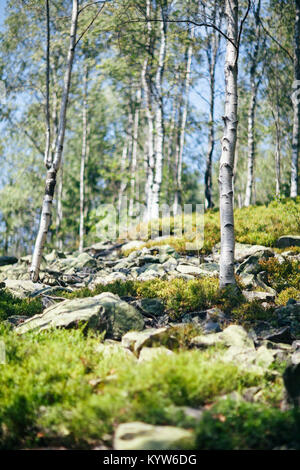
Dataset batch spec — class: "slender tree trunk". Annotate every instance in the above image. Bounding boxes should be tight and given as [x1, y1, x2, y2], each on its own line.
[274, 111, 281, 196]
[204, 60, 216, 210]
[291, 0, 300, 197]
[219, 0, 238, 288]
[129, 85, 142, 217]
[151, 5, 167, 220]
[118, 141, 129, 214]
[56, 165, 63, 250]
[244, 83, 257, 206]
[244, 0, 261, 207]
[79, 64, 88, 253]
[44, 0, 51, 168]
[174, 31, 193, 215]
[30, 0, 79, 282]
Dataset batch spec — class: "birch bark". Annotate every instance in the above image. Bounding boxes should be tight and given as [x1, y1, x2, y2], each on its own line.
[291, 0, 300, 197]
[244, 0, 261, 207]
[151, 5, 167, 220]
[30, 0, 79, 281]
[79, 64, 88, 253]
[219, 0, 238, 288]
[173, 29, 193, 215]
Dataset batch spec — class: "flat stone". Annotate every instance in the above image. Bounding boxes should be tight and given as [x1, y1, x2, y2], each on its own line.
[114, 422, 194, 450]
[16, 292, 144, 339]
[276, 236, 300, 249]
[4, 279, 47, 299]
[0, 256, 18, 266]
[138, 346, 174, 362]
[122, 327, 179, 355]
[242, 290, 275, 302]
[176, 265, 202, 275]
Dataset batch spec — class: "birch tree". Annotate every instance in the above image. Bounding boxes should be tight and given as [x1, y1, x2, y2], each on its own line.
[203, 0, 223, 210]
[79, 63, 89, 253]
[151, 2, 167, 220]
[173, 26, 194, 215]
[219, 0, 239, 288]
[291, 0, 300, 197]
[30, 0, 79, 281]
[244, 0, 262, 207]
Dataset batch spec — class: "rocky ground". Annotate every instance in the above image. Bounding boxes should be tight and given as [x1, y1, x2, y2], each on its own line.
[0, 234, 300, 449]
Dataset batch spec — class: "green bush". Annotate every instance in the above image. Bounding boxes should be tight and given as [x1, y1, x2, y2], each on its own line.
[196, 399, 300, 450]
[0, 326, 262, 449]
[0, 289, 42, 322]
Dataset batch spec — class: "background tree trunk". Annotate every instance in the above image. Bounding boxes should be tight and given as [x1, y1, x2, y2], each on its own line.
[291, 0, 300, 197]
[30, 0, 79, 281]
[219, 0, 238, 288]
[79, 64, 88, 253]
[244, 0, 261, 207]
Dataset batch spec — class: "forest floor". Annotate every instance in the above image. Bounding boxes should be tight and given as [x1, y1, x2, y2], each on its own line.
[0, 198, 300, 450]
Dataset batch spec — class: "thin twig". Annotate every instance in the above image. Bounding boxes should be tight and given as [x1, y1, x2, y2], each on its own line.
[75, 1, 106, 47]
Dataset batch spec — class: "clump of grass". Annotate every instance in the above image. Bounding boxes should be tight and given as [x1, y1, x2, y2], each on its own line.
[259, 257, 300, 293]
[0, 289, 42, 322]
[0, 325, 263, 449]
[231, 301, 275, 324]
[54, 278, 246, 320]
[119, 197, 300, 256]
[276, 287, 300, 305]
[196, 399, 300, 450]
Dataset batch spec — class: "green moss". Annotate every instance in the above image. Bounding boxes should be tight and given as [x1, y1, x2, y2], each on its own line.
[276, 287, 300, 305]
[0, 289, 42, 322]
[122, 197, 300, 255]
[259, 257, 300, 293]
[231, 301, 275, 324]
[0, 326, 262, 449]
[196, 399, 300, 450]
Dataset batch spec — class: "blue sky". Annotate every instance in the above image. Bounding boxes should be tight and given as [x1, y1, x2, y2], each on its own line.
[0, 0, 6, 27]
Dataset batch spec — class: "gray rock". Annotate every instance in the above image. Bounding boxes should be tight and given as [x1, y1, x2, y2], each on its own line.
[121, 240, 145, 254]
[203, 321, 222, 334]
[0, 256, 18, 266]
[176, 264, 203, 275]
[263, 326, 294, 345]
[16, 292, 144, 339]
[242, 290, 275, 302]
[283, 363, 300, 407]
[213, 242, 274, 263]
[4, 279, 47, 299]
[138, 346, 174, 362]
[236, 250, 274, 276]
[122, 327, 178, 354]
[114, 422, 194, 450]
[134, 298, 165, 316]
[276, 236, 300, 249]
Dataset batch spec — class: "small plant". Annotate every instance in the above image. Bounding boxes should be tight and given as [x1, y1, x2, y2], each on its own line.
[0, 289, 42, 322]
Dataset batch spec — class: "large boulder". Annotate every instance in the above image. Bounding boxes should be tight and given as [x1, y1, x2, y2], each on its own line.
[4, 279, 47, 299]
[0, 256, 18, 266]
[114, 422, 195, 450]
[283, 363, 300, 407]
[122, 327, 178, 355]
[16, 292, 145, 339]
[276, 236, 300, 249]
[213, 242, 274, 263]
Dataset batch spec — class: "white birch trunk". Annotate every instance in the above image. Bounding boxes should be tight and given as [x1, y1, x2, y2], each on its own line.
[174, 31, 193, 215]
[44, 0, 51, 169]
[30, 0, 79, 282]
[219, 0, 238, 288]
[151, 8, 167, 220]
[291, 0, 300, 197]
[129, 86, 141, 217]
[79, 64, 88, 253]
[244, 0, 261, 207]
[142, 0, 155, 221]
